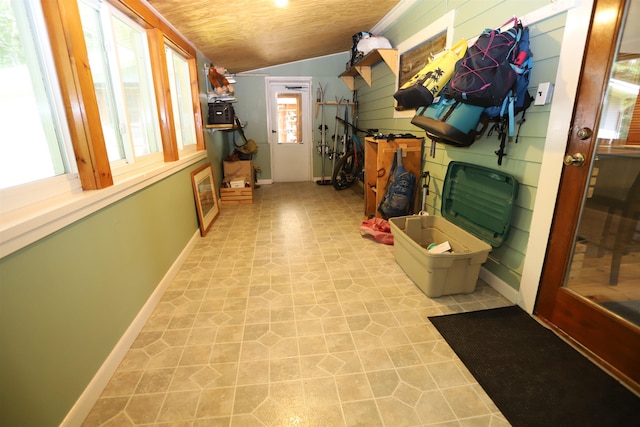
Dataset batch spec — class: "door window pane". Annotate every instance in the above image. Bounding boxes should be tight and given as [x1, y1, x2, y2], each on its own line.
[277, 93, 301, 143]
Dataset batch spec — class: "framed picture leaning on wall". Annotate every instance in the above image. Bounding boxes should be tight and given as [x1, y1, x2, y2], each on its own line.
[191, 163, 220, 236]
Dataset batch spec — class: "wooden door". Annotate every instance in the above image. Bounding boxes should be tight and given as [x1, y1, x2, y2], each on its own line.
[536, 0, 640, 392]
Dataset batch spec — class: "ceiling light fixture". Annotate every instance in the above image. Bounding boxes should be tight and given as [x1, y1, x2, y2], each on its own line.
[275, 0, 288, 7]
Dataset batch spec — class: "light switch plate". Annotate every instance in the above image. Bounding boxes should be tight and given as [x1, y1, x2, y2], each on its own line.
[535, 82, 554, 105]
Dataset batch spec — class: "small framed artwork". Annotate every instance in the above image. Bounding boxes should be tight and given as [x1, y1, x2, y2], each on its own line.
[394, 10, 455, 118]
[191, 163, 220, 236]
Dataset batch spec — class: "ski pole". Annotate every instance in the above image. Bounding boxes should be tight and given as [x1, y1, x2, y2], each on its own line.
[332, 97, 344, 175]
[319, 84, 324, 178]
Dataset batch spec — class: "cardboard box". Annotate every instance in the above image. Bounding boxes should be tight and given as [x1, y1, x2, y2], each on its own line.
[389, 215, 491, 298]
[223, 160, 253, 184]
[230, 178, 246, 188]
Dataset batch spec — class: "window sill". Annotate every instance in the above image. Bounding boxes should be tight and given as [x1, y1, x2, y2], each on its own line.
[0, 151, 207, 258]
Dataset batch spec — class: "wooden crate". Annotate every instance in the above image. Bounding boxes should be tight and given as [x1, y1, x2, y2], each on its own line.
[220, 160, 254, 205]
[220, 186, 253, 205]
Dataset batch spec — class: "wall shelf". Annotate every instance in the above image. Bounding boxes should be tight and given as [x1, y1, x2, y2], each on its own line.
[205, 124, 237, 131]
[315, 101, 356, 117]
[207, 93, 237, 103]
[339, 49, 398, 91]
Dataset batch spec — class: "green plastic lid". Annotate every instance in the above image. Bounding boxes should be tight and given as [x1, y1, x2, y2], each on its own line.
[441, 161, 519, 247]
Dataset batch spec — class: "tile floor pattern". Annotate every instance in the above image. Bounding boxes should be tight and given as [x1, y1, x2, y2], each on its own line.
[83, 182, 513, 427]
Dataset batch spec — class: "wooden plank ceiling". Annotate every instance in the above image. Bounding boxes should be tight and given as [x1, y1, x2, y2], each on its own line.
[147, 0, 401, 73]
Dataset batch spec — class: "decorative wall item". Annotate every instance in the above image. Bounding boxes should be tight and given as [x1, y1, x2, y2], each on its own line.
[394, 10, 455, 118]
[191, 163, 219, 236]
[398, 32, 448, 91]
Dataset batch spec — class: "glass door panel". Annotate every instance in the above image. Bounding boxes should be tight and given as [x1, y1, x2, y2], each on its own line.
[277, 93, 302, 144]
[566, 0, 640, 327]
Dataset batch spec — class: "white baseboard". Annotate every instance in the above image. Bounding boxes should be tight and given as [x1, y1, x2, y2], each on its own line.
[60, 230, 201, 427]
[479, 267, 520, 306]
[256, 178, 273, 185]
[313, 177, 336, 183]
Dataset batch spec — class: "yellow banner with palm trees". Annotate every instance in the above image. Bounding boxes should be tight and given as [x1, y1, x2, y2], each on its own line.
[394, 39, 468, 110]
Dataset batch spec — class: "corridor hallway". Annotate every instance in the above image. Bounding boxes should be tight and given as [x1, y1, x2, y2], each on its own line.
[82, 182, 512, 426]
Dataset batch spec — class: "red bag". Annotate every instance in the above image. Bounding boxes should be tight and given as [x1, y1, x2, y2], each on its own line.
[359, 218, 394, 245]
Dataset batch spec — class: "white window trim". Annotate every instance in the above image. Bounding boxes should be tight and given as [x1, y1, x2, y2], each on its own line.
[180, 143, 199, 157]
[0, 150, 206, 258]
[110, 151, 165, 178]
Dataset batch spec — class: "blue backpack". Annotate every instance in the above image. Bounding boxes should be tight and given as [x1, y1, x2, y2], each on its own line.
[482, 23, 533, 121]
[448, 18, 527, 105]
[447, 18, 534, 164]
[483, 23, 533, 164]
[378, 148, 417, 219]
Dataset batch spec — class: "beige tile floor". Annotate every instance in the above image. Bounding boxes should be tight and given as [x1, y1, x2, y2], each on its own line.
[82, 182, 513, 427]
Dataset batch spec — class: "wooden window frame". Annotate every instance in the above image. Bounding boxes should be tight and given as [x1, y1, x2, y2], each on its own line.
[41, 0, 205, 190]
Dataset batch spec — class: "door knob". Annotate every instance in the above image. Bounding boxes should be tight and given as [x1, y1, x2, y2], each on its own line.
[576, 127, 592, 140]
[563, 153, 585, 167]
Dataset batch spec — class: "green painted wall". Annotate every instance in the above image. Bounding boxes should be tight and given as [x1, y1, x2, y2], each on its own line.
[352, 0, 566, 291]
[0, 168, 199, 426]
[232, 54, 353, 180]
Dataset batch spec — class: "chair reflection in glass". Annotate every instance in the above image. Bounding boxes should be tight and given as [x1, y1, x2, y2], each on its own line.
[587, 156, 640, 285]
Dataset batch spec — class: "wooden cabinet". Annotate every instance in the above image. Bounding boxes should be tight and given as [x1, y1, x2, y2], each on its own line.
[364, 137, 423, 218]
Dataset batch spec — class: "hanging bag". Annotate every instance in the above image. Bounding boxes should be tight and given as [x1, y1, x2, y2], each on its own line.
[232, 116, 258, 160]
[482, 23, 534, 164]
[447, 18, 525, 107]
[446, 17, 534, 164]
[411, 93, 487, 147]
[378, 148, 417, 219]
[393, 39, 468, 110]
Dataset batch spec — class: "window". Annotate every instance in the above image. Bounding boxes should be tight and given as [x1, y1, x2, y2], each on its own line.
[0, 0, 72, 190]
[165, 45, 197, 152]
[277, 94, 302, 143]
[78, 0, 162, 170]
[1, 0, 206, 257]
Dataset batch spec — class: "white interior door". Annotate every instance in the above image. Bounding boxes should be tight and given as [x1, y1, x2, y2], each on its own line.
[267, 78, 312, 182]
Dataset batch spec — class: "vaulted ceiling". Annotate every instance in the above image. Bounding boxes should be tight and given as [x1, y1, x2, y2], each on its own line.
[147, 0, 401, 73]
